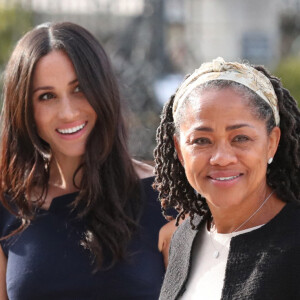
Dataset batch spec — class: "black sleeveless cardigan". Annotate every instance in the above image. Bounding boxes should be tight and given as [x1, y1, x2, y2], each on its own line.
[160, 203, 300, 300]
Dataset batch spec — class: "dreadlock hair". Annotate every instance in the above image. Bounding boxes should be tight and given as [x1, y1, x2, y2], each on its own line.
[153, 65, 300, 229]
[0, 22, 142, 269]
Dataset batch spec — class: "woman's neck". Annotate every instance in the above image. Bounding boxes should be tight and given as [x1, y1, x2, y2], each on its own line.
[48, 156, 82, 194]
[208, 188, 285, 234]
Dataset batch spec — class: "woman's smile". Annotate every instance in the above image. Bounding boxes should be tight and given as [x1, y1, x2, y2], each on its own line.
[56, 121, 87, 135]
[207, 171, 243, 189]
[208, 171, 243, 182]
[55, 121, 90, 142]
[32, 50, 97, 161]
[174, 87, 280, 210]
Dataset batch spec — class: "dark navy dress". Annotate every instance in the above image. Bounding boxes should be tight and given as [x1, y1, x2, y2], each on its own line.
[0, 177, 167, 300]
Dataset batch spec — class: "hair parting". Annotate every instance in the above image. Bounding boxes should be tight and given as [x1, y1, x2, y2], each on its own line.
[0, 22, 142, 269]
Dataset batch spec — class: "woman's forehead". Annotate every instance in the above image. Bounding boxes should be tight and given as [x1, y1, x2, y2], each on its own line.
[178, 88, 262, 129]
[183, 86, 250, 115]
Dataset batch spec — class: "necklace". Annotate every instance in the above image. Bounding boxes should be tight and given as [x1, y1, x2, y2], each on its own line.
[209, 190, 274, 259]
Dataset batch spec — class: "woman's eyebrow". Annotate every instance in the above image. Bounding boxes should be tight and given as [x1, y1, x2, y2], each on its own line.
[32, 78, 78, 94]
[32, 86, 54, 94]
[192, 123, 253, 132]
[226, 124, 253, 131]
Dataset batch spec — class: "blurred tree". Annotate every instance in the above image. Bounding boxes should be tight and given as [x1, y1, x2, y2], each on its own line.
[104, 0, 175, 160]
[0, 5, 33, 69]
[0, 4, 33, 104]
[274, 56, 300, 107]
[280, 13, 300, 58]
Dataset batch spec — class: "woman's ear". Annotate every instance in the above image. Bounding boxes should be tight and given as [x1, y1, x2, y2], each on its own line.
[268, 126, 281, 160]
[173, 134, 184, 167]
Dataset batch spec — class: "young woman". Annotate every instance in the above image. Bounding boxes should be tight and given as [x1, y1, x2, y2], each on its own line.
[0, 22, 168, 300]
[154, 57, 300, 299]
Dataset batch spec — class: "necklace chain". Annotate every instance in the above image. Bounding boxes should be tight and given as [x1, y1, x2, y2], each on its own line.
[209, 190, 274, 258]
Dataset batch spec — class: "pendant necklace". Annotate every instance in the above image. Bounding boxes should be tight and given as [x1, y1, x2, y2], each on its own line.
[209, 190, 274, 259]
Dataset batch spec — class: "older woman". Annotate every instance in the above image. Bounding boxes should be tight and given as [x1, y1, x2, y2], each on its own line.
[154, 57, 300, 299]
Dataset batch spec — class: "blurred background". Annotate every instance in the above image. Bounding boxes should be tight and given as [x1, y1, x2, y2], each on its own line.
[0, 0, 300, 160]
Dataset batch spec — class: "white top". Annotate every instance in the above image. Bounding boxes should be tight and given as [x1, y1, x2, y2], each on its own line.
[180, 223, 263, 300]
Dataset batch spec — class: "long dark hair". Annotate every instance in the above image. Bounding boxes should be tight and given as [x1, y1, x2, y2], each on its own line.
[0, 22, 142, 268]
[153, 66, 300, 228]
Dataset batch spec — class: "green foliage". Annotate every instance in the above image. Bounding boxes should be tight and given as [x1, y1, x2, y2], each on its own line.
[0, 5, 33, 105]
[0, 5, 33, 67]
[274, 57, 300, 107]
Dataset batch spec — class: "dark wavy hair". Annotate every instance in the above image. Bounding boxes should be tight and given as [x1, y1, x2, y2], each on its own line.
[153, 65, 300, 229]
[0, 22, 142, 268]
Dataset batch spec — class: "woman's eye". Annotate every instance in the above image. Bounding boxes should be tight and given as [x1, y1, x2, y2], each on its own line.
[233, 135, 250, 143]
[39, 93, 54, 101]
[74, 85, 81, 93]
[193, 137, 211, 145]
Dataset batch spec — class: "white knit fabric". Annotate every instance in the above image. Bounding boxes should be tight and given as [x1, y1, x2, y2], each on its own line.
[180, 223, 263, 300]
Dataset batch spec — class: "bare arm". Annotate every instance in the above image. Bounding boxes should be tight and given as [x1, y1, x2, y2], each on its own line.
[132, 159, 154, 179]
[158, 214, 189, 268]
[0, 246, 8, 300]
[158, 220, 178, 269]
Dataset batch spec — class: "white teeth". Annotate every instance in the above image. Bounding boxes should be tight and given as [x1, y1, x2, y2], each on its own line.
[57, 123, 86, 134]
[215, 175, 239, 181]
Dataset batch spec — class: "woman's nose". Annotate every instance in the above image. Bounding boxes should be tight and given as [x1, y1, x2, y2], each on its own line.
[209, 142, 238, 166]
[58, 96, 79, 120]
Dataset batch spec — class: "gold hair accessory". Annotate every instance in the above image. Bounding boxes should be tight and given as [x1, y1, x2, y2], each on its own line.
[173, 57, 280, 126]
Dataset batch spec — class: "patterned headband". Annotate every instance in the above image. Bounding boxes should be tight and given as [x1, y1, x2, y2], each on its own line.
[172, 57, 280, 126]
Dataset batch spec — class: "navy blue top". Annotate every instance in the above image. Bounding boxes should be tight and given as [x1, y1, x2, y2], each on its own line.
[0, 177, 167, 300]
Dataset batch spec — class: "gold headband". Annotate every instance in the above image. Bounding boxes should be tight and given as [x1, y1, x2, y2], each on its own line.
[172, 57, 280, 126]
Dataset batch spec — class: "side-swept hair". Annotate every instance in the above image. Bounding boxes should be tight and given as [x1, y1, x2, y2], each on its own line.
[0, 22, 142, 268]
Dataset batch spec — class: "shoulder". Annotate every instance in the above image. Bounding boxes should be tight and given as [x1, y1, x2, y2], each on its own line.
[0, 195, 21, 234]
[168, 215, 204, 260]
[0, 200, 14, 235]
[138, 175, 165, 226]
[0, 199, 21, 256]
[282, 202, 300, 234]
[279, 202, 300, 226]
[237, 202, 300, 245]
[159, 216, 204, 299]
[172, 214, 201, 239]
[132, 159, 154, 179]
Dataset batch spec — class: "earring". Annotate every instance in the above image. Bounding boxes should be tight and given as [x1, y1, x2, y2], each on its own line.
[268, 157, 273, 164]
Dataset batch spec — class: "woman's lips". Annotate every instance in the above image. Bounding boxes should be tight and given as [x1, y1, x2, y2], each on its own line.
[56, 121, 87, 135]
[207, 172, 243, 186]
[211, 174, 241, 181]
[56, 122, 86, 134]
[55, 121, 88, 140]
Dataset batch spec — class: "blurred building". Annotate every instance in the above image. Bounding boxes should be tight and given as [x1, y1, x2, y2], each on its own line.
[1, 0, 300, 159]
[2, 0, 300, 70]
[191, 0, 280, 68]
[165, 0, 286, 73]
